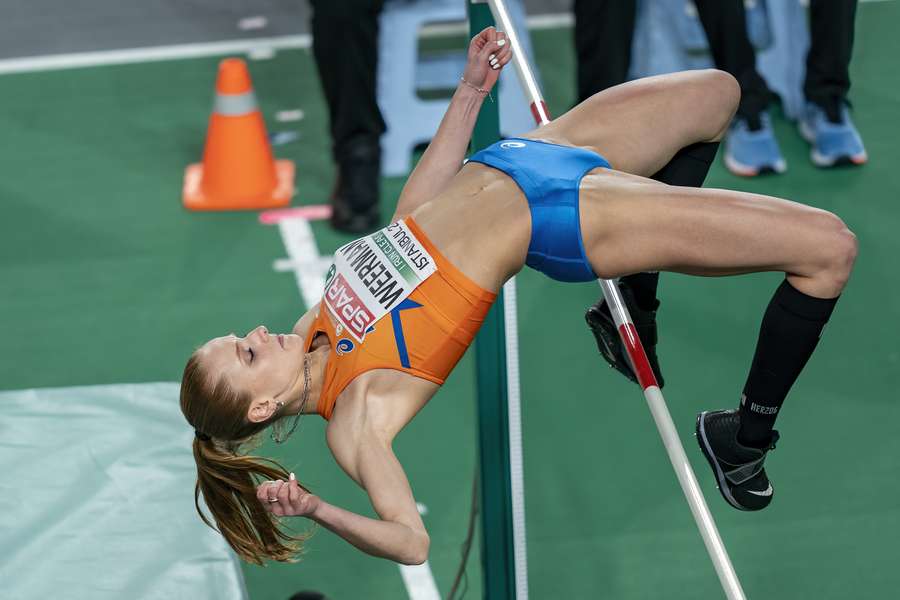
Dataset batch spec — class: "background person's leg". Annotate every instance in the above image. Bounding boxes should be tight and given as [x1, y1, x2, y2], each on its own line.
[799, 0, 867, 167]
[804, 0, 858, 116]
[310, 0, 386, 232]
[693, 0, 785, 175]
[573, 0, 637, 103]
[693, 0, 770, 123]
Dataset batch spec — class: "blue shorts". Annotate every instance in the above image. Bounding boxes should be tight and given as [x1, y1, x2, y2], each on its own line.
[467, 137, 611, 282]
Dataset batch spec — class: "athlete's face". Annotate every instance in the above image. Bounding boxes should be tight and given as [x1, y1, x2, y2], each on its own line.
[196, 325, 305, 404]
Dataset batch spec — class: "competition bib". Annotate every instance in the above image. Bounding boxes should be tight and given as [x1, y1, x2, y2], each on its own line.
[323, 220, 437, 343]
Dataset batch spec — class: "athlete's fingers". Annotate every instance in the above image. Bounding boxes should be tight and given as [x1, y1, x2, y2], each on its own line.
[258, 480, 279, 506]
[471, 26, 495, 53]
[256, 481, 270, 503]
[288, 473, 300, 505]
[277, 479, 291, 504]
[486, 38, 509, 70]
[267, 480, 285, 512]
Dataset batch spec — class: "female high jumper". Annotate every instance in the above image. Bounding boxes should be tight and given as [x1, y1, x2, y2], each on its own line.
[181, 27, 856, 564]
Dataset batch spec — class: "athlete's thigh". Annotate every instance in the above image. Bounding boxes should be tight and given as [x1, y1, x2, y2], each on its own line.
[578, 169, 843, 280]
[521, 70, 739, 177]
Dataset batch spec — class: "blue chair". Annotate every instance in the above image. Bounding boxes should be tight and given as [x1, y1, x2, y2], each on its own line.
[377, 0, 540, 177]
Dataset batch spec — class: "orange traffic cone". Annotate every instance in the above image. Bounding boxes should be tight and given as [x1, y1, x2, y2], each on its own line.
[183, 58, 294, 211]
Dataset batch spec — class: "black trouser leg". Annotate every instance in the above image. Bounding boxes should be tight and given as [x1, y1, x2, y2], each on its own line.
[310, 0, 385, 216]
[573, 0, 636, 102]
[804, 0, 858, 120]
[310, 0, 386, 158]
[693, 0, 771, 122]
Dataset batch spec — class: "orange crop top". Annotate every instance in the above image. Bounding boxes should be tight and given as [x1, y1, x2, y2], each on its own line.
[305, 217, 496, 420]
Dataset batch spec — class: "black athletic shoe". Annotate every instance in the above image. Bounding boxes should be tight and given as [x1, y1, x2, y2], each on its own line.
[696, 409, 780, 511]
[584, 281, 664, 387]
[330, 192, 380, 235]
[330, 135, 381, 235]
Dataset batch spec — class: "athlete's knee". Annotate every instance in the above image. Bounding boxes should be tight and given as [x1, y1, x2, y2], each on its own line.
[707, 69, 740, 109]
[811, 211, 858, 291]
[684, 70, 740, 142]
[830, 221, 858, 290]
[702, 70, 740, 140]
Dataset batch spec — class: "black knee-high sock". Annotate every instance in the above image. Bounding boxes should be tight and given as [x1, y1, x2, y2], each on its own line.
[738, 280, 839, 447]
[650, 141, 720, 188]
[621, 142, 720, 310]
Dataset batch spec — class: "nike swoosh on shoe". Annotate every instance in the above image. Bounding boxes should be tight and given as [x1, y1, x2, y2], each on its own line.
[747, 484, 773, 497]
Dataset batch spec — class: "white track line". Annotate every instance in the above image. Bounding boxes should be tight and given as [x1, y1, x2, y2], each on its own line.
[0, 13, 574, 75]
[0, 34, 311, 75]
[275, 217, 328, 309]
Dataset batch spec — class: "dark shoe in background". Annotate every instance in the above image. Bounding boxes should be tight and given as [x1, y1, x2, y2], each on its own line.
[330, 134, 381, 235]
[288, 592, 328, 600]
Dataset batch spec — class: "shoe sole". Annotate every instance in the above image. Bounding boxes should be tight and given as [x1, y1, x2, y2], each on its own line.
[810, 150, 868, 168]
[695, 411, 749, 512]
[724, 152, 786, 177]
[798, 120, 868, 168]
[585, 307, 638, 385]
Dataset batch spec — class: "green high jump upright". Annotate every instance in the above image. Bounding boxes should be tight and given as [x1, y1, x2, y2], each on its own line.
[469, 1, 528, 599]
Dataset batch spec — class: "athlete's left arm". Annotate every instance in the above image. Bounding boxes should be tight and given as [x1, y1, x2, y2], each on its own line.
[392, 26, 512, 221]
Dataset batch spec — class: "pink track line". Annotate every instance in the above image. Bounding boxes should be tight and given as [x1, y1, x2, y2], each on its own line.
[258, 204, 332, 225]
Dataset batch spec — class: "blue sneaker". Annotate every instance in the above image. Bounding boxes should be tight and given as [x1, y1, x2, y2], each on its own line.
[798, 101, 868, 168]
[724, 112, 787, 176]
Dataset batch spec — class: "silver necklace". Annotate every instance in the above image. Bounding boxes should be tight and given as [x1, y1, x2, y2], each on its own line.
[271, 354, 310, 444]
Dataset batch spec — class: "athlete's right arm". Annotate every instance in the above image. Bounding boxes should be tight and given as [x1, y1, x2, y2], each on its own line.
[259, 424, 429, 564]
[319, 416, 430, 564]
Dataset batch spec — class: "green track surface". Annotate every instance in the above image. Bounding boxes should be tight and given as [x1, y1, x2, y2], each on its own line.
[2, 3, 898, 598]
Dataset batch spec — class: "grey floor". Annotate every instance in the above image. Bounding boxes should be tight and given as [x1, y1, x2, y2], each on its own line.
[1, 0, 570, 59]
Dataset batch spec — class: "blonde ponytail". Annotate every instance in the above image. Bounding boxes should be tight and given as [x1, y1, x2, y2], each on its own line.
[181, 353, 314, 564]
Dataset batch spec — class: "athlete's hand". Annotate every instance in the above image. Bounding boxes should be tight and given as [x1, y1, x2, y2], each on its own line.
[462, 26, 512, 94]
[257, 474, 320, 518]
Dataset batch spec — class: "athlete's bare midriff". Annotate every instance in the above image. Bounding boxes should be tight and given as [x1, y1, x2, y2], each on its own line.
[411, 162, 532, 293]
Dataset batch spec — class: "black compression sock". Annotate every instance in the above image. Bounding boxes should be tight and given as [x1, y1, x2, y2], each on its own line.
[620, 272, 659, 311]
[650, 141, 720, 187]
[738, 280, 839, 447]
